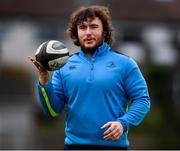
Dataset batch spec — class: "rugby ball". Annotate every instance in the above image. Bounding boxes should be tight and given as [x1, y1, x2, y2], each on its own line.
[35, 40, 69, 71]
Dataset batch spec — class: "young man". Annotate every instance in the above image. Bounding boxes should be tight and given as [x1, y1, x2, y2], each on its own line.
[29, 5, 150, 150]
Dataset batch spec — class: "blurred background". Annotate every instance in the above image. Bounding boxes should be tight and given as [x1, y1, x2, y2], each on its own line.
[0, 0, 180, 149]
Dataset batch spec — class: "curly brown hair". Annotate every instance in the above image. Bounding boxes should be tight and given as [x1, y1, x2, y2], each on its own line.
[66, 5, 114, 46]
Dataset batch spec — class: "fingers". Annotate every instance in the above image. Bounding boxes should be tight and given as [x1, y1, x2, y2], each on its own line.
[101, 121, 123, 141]
[28, 56, 49, 85]
[103, 123, 116, 136]
[101, 122, 111, 129]
[112, 130, 121, 140]
[103, 125, 117, 140]
[28, 56, 40, 68]
[28, 56, 35, 61]
[28, 56, 47, 72]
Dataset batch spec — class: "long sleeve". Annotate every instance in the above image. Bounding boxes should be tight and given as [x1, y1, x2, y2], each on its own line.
[37, 70, 66, 117]
[118, 58, 151, 131]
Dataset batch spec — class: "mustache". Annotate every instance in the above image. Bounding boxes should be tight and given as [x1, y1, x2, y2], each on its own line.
[84, 38, 95, 41]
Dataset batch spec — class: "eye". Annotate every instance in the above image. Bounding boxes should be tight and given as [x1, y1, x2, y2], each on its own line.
[91, 24, 99, 29]
[78, 25, 86, 30]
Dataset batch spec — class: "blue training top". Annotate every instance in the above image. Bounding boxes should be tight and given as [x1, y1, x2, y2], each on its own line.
[37, 42, 150, 147]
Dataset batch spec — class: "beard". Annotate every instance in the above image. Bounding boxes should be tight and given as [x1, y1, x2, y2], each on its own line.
[79, 37, 104, 54]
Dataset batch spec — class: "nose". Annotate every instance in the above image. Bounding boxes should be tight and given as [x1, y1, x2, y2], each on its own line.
[85, 27, 91, 35]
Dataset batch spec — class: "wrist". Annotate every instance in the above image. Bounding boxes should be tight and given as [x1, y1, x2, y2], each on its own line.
[39, 78, 48, 86]
[118, 119, 128, 132]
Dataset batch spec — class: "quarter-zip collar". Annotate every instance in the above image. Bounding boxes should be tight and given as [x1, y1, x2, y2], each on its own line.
[79, 42, 111, 61]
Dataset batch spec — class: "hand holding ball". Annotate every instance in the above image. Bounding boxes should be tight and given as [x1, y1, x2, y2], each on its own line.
[35, 40, 69, 71]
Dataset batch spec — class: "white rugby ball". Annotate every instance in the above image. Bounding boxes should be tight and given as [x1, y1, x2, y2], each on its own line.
[35, 40, 69, 71]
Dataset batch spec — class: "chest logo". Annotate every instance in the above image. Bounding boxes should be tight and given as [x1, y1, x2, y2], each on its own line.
[69, 65, 77, 70]
[106, 61, 116, 68]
